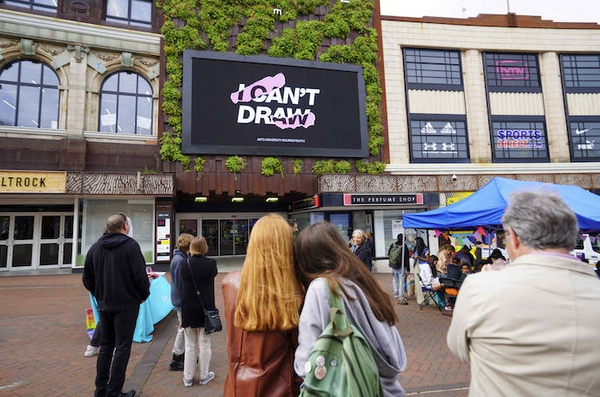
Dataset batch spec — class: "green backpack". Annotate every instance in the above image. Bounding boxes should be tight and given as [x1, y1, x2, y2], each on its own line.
[299, 282, 384, 397]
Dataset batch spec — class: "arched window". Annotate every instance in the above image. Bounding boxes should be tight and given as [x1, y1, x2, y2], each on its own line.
[0, 60, 60, 128]
[99, 71, 153, 135]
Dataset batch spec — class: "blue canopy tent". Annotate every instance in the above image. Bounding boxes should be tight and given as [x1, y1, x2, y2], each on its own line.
[402, 177, 600, 233]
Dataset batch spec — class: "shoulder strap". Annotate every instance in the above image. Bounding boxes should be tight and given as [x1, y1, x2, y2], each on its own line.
[186, 258, 206, 311]
[323, 279, 352, 338]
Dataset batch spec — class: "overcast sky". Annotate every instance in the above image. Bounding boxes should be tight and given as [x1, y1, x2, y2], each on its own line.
[380, 0, 600, 23]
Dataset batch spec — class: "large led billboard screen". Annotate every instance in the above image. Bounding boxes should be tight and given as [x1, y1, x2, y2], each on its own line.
[182, 51, 368, 157]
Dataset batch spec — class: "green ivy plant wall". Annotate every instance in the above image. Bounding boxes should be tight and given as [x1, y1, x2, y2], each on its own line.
[157, 0, 384, 175]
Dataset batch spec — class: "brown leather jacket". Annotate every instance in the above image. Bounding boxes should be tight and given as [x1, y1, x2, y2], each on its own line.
[222, 271, 301, 397]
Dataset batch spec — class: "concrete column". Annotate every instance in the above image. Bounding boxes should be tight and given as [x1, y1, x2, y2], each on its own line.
[462, 49, 491, 163]
[65, 45, 88, 138]
[539, 52, 570, 162]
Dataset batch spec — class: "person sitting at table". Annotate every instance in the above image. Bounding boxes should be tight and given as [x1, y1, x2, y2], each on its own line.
[481, 248, 507, 272]
[168, 233, 193, 371]
[180, 236, 218, 387]
[460, 263, 471, 281]
[420, 255, 445, 308]
[436, 244, 455, 275]
[222, 214, 303, 397]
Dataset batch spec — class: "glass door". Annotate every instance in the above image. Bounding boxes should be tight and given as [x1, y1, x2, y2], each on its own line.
[201, 220, 218, 256]
[218, 219, 249, 256]
[12, 215, 35, 268]
[0, 215, 8, 269]
[39, 213, 73, 266]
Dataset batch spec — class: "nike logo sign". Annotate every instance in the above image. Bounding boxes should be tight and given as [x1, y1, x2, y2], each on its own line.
[575, 128, 590, 135]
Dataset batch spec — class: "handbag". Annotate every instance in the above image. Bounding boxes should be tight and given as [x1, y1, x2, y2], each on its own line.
[186, 259, 222, 334]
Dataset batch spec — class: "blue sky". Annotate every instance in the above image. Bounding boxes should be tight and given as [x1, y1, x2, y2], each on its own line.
[380, 0, 600, 23]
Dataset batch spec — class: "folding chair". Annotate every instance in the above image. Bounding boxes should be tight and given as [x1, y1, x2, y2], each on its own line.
[414, 271, 444, 312]
[439, 276, 463, 315]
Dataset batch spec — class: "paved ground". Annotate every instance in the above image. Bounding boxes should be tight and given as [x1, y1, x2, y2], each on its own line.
[0, 260, 470, 397]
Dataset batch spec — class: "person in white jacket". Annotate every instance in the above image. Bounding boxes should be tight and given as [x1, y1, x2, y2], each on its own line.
[294, 221, 407, 397]
[447, 190, 600, 397]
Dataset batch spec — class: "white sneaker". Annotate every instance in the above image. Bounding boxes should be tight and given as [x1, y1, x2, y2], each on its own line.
[84, 345, 99, 357]
[183, 378, 193, 387]
[199, 372, 215, 385]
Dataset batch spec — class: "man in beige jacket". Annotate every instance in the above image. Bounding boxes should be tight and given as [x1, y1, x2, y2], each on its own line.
[447, 190, 600, 397]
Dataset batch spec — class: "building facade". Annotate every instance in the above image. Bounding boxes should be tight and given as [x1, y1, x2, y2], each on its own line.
[0, 3, 172, 272]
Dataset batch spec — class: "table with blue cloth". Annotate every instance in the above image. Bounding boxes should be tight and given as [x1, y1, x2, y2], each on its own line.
[89, 273, 174, 343]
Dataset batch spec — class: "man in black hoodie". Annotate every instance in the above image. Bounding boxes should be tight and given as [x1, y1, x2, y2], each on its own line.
[83, 213, 150, 397]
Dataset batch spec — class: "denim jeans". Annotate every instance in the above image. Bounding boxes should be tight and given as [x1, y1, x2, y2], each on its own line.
[95, 306, 139, 397]
[392, 267, 406, 296]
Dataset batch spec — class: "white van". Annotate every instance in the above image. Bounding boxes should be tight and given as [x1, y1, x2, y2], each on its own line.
[572, 234, 600, 265]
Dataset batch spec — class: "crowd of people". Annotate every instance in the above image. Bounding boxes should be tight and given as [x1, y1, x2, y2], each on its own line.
[82, 188, 600, 396]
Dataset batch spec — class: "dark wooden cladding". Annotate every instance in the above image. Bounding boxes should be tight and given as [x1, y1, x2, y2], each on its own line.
[0, 137, 159, 174]
[163, 156, 319, 197]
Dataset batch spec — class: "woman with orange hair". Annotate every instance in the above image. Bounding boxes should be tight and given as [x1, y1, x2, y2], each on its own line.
[222, 213, 303, 397]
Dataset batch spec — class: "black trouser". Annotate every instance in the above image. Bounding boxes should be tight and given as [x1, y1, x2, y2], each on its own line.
[94, 306, 139, 397]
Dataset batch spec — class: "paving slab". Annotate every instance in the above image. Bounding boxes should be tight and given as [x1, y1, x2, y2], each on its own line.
[0, 264, 470, 397]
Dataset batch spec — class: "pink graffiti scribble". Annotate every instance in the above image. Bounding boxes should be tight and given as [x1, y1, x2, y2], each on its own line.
[273, 112, 316, 129]
[230, 73, 286, 104]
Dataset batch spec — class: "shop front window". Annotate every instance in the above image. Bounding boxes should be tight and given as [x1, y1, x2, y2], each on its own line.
[568, 119, 600, 162]
[484, 52, 541, 92]
[490, 118, 549, 162]
[83, 200, 154, 263]
[404, 48, 462, 90]
[409, 116, 470, 163]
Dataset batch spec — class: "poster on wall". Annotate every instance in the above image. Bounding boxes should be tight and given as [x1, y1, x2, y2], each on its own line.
[392, 220, 404, 238]
[182, 51, 369, 157]
[156, 211, 171, 262]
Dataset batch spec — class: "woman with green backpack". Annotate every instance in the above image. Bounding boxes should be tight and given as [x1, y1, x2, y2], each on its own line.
[294, 221, 407, 397]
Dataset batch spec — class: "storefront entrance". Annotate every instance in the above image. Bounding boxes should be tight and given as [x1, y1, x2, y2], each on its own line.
[178, 214, 266, 257]
[0, 212, 75, 270]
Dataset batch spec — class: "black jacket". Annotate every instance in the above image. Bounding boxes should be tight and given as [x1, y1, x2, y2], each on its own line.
[353, 243, 373, 271]
[180, 255, 218, 328]
[83, 232, 150, 310]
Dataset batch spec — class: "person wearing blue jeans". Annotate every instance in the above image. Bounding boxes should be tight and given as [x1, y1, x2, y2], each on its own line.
[388, 233, 410, 304]
[83, 213, 150, 397]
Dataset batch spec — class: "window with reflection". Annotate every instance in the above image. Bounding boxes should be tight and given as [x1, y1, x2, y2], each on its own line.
[106, 0, 152, 28]
[484, 52, 541, 92]
[490, 118, 549, 162]
[99, 71, 153, 135]
[568, 118, 600, 162]
[404, 48, 463, 90]
[2, 0, 57, 12]
[561, 54, 600, 92]
[0, 60, 60, 128]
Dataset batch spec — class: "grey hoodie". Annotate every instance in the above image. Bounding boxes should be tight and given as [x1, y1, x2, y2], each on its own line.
[295, 277, 407, 397]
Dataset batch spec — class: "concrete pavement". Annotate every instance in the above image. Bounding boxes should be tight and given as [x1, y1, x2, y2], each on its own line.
[0, 259, 470, 396]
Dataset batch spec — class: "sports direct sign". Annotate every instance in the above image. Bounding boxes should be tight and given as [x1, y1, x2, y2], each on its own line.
[182, 51, 368, 157]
